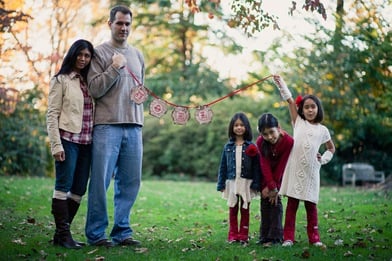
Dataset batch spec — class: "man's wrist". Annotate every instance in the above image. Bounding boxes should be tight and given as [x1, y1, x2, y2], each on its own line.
[113, 64, 125, 70]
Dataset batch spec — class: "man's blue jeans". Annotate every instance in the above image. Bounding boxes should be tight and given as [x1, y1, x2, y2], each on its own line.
[85, 124, 142, 244]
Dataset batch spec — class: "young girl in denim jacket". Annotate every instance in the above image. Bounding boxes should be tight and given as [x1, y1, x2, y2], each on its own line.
[217, 112, 261, 244]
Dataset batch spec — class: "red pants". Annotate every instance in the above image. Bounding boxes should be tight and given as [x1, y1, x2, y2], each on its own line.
[283, 197, 320, 243]
[228, 197, 250, 242]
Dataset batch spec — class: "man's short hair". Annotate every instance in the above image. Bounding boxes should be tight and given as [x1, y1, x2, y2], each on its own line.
[109, 5, 133, 22]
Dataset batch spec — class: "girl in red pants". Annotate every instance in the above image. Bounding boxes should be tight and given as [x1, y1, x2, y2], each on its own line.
[273, 75, 335, 247]
[217, 112, 261, 244]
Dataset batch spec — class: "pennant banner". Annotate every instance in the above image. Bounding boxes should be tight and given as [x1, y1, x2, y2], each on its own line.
[126, 67, 273, 125]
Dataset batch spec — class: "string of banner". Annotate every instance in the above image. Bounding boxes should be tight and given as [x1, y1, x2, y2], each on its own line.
[127, 67, 274, 125]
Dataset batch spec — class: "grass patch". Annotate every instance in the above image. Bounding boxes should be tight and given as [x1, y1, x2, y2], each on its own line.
[0, 176, 391, 260]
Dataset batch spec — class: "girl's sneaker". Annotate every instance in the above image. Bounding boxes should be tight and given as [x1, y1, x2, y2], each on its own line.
[282, 240, 293, 247]
[313, 242, 324, 247]
[239, 240, 249, 245]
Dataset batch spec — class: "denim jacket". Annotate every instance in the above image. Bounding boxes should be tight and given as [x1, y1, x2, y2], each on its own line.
[217, 139, 261, 192]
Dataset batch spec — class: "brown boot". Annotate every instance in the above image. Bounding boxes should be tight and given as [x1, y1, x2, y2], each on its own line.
[66, 198, 86, 246]
[51, 198, 81, 249]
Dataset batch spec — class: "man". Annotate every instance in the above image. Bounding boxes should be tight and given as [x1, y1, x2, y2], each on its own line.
[85, 5, 145, 247]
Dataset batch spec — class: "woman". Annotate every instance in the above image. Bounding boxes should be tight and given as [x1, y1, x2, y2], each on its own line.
[46, 39, 94, 249]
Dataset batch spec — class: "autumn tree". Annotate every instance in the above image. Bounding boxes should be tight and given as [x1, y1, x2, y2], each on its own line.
[186, 0, 327, 36]
[260, 0, 391, 181]
[0, 0, 96, 176]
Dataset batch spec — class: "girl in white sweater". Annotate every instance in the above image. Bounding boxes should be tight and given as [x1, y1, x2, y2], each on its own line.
[273, 75, 335, 247]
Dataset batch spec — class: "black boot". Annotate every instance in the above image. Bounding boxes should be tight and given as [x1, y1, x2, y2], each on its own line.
[67, 198, 86, 246]
[51, 198, 81, 249]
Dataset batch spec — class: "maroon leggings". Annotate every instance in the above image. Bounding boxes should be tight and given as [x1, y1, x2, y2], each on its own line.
[283, 197, 320, 243]
[228, 196, 250, 242]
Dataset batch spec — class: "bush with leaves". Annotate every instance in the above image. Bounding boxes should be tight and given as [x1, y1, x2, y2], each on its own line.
[0, 87, 52, 176]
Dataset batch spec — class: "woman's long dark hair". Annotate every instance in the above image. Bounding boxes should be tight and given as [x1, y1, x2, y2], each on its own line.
[258, 113, 279, 157]
[228, 112, 253, 141]
[54, 39, 94, 80]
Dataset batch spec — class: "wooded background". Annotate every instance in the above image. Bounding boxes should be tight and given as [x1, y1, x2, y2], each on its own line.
[0, 0, 391, 184]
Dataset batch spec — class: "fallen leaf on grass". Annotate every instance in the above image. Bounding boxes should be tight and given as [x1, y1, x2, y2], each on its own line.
[367, 236, 375, 242]
[87, 248, 99, 254]
[248, 249, 258, 259]
[343, 251, 353, 257]
[248, 250, 256, 255]
[327, 228, 336, 233]
[334, 239, 344, 246]
[353, 239, 367, 248]
[27, 217, 35, 224]
[135, 247, 148, 253]
[301, 248, 311, 259]
[190, 239, 204, 249]
[12, 239, 26, 245]
[147, 226, 156, 233]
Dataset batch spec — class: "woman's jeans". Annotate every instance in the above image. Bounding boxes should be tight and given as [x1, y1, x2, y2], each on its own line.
[55, 139, 91, 196]
[85, 124, 142, 244]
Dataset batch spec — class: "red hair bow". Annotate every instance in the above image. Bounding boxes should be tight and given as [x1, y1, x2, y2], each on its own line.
[295, 95, 303, 107]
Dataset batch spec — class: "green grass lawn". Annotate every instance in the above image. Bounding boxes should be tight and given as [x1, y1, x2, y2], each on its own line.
[0, 176, 391, 260]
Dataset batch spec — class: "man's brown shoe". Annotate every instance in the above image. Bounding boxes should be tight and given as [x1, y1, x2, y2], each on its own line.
[92, 239, 114, 247]
[119, 238, 141, 246]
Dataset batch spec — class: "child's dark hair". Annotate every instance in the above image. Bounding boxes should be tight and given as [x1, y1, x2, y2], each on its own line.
[258, 113, 279, 157]
[297, 94, 324, 123]
[228, 112, 253, 141]
[54, 39, 94, 80]
[258, 113, 279, 134]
